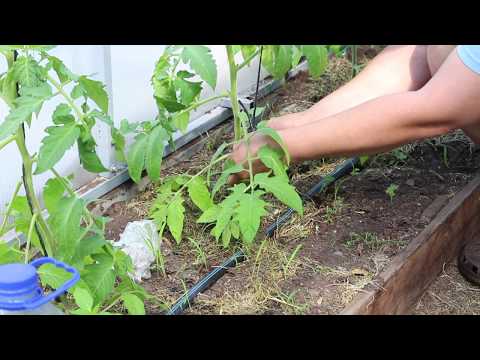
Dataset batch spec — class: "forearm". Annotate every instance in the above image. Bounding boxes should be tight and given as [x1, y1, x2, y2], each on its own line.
[277, 91, 451, 161]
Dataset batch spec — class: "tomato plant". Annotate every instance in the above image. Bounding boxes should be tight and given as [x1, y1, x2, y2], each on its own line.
[114, 45, 330, 249]
[0, 46, 147, 315]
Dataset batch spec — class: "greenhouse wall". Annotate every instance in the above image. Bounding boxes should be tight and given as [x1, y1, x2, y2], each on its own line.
[0, 45, 268, 212]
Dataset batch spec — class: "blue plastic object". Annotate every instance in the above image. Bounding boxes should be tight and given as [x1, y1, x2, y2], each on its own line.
[0, 257, 80, 311]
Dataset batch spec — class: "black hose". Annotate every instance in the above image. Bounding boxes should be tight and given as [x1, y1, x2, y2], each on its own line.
[165, 157, 362, 315]
[165, 250, 246, 315]
[265, 157, 360, 237]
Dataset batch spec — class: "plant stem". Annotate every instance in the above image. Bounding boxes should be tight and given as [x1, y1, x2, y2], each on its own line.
[7, 53, 54, 256]
[24, 213, 38, 263]
[0, 135, 16, 152]
[237, 48, 261, 71]
[177, 93, 228, 117]
[46, 74, 88, 129]
[226, 46, 243, 141]
[0, 180, 22, 236]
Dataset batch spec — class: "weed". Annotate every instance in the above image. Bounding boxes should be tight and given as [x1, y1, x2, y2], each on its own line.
[385, 184, 399, 202]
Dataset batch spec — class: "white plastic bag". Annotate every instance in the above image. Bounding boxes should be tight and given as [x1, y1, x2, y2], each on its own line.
[113, 220, 160, 282]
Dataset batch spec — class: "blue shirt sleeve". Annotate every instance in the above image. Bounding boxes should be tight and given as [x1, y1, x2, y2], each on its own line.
[458, 45, 480, 75]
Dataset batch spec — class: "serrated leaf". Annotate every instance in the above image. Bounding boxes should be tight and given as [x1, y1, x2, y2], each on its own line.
[212, 163, 244, 197]
[167, 196, 185, 244]
[258, 145, 288, 180]
[172, 111, 190, 133]
[89, 109, 113, 126]
[174, 77, 202, 106]
[235, 193, 267, 244]
[262, 45, 292, 79]
[0, 95, 46, 140]
[187, 176, 213, 212]
[72, 234, 107, 269]
[121, 293, 145, 315]
[83, 254, 115, 307]
[11, 56, 45, 87]
[49, 195, 85, 262]
[127, 133, 148, 183]
[52, 103, 74, 125]
[78, 76, 109, 113]
[256, 123, 291, 164]
[180, 45, 217, 89]
[19, 82, 52, 99]
[197, 205, 220, 223]
[47, 55, 78, 83]
[301, 45, 328, 78]
[35, 123, 81, 174]
[240, 45, 258, 63]
[254, 173, 303, 215]
[111, 128, 126, 162]
[77, 136, 108, 173]
[37, 263, 73, 290]
[0, 243, 22, 265]
[43, 177, 67, 214]
[71, 83, 85, 99]
[73, 287, 94, 311]
[145, 126, 168, 182]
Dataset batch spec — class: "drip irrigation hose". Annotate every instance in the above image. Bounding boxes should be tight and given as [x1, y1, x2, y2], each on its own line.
[166, 157, 363, 315]
[165, 250, 246, 315]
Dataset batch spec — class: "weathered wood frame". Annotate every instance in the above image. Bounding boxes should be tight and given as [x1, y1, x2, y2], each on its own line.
[342, 174, 480, 314]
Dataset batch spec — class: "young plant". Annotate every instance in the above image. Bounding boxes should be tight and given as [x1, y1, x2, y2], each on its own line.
[385, 183, 399, 202]
[0, 46, 147, 315]
[117, 45, 331, 249]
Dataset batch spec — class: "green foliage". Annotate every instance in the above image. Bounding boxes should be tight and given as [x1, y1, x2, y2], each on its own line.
[385, 184, 399, 202]
[35, 123, 81, 174]
[0, 46, 147, 316]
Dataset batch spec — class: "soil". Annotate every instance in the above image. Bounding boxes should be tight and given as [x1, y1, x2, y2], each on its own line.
[97, 46, 480, 314]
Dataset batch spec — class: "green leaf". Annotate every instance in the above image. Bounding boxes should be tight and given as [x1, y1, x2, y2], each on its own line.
[145, 126, 168, 182]
[254, 173, 303, 215]
[19, 82, 52, 99]
[35, 123, 81, 174]
[47, 55, 78, 83]
[52, 103, 74, 125]
[77, 136, 108, 173]
[111, 128, 126, 162]
[9, 196, 40, 248]
[11, 56, 45, 87]
[262, 45, 292, 79]
[37, 263, 73, 290]
[197, 205, 220, 223]
[291, 45, 303, 68]
[73, 287, 94, 311]
[121, 293, 145, 315]
[43, 177, 67, 214]
[71, 83, 85, 99]
[240, 45, 257, 63]
[167, 196, 185, 244]
[258, 145, 288, 180]
[187, 176, 213, 212]
[49, 195, 85, 262]
[212, 163, 244, 197]
[256, 123, 291, 164]
[78, 76, 109, 113]
[172, 111, 190, 133]
[235, 193, 267, 244]
[174, 76, 202, 106]
[301, 45, 328, 78]
[89, 109, 113, 126]
[72, 234, 107, 269]
[127, 133, 148, 183]
[0, 243, 22, 265]
[0, 95, 47, 140]
[180, 45, 217, 89]
[83, 254, 116, 307]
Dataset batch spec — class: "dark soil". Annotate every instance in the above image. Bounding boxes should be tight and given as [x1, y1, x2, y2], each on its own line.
[98, 48, 480, 314]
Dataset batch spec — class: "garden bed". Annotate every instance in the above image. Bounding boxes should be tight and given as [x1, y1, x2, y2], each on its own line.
[91, 52, 480, 314]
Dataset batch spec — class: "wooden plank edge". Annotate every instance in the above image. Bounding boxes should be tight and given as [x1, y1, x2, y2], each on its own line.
[341, 173, 480, 315]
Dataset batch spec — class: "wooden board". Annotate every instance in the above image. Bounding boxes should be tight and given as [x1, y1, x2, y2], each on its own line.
[342, 174, 480, 315]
